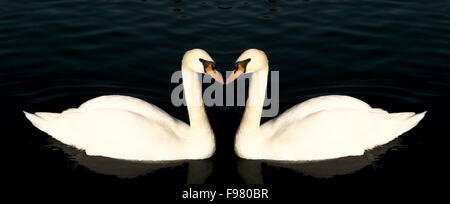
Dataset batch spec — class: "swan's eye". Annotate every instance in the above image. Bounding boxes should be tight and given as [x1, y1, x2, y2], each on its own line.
[199, 58, 216, 72]
[234, 58, 251, 73]
[199, 58, 223, 84]
[226, 59, 250, 84]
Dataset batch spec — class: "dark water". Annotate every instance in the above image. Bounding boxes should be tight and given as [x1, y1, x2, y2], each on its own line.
[1, 0, 448, 200]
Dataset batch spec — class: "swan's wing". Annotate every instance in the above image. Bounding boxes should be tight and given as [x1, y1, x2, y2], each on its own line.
[25, 109, 189, 161]
[79, 95, 182, 122]
[261, 95, 371, 137]
[78, 95, 189, 134]
[262, 109, 425, 161]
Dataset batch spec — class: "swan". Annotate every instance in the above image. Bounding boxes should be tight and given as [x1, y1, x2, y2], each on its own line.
[24, 49, 224, 161]
[226, 49, 426, 161]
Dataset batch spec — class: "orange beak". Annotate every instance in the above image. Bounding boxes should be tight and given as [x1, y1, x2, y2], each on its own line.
[226, 64, 245, 84]
[205, 65, 224, 84]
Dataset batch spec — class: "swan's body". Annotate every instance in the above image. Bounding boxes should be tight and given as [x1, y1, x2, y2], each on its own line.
[228, 49, 426, 161]
[24, 49, 223, 161]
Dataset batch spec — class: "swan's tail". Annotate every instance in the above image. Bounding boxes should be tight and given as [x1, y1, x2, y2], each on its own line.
[377, 111, 426, 147]
[409, 111, 426, 126]
[24, 111, 59, 135]
[367, 111, 426, 149]
[24, 111, 87, 151]
[392, 111, 426, 133]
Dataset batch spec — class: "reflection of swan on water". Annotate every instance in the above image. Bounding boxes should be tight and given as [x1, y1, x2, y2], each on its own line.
[24, 49, 224, 161]
[226, 49, 426, 161]
[237, 139, 400, 183]
[50, 140, 212, 183]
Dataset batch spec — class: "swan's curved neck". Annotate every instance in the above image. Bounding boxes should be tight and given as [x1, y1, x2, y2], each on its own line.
[181, 67, 214, 144]
[236, 68, 269, 145]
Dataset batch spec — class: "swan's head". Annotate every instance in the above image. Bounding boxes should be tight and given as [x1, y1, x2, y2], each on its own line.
[182, 49, 224, 84]
[226, 49, 268, 84]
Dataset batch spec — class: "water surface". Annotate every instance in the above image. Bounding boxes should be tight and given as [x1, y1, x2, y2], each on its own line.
[1, 0, 448, 199]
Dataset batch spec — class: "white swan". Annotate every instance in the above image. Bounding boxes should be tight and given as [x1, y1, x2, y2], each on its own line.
[226, 49, 426, 161]
[24, 49, 224, 161]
